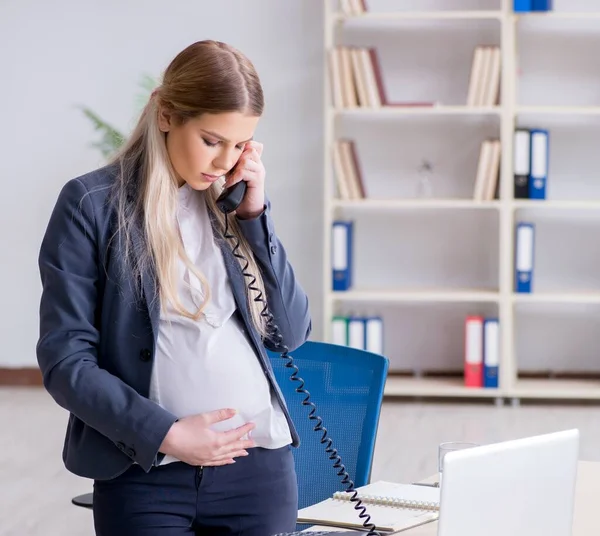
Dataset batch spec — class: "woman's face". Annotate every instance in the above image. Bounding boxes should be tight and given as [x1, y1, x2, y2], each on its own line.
[158, 109, 259, 190]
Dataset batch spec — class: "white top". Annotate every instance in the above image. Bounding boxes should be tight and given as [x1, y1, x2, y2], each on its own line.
[149, 183, 292, 465]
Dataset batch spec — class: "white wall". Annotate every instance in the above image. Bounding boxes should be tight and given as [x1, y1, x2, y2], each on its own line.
[0, 0, 325, 367]
[4, 0, 600, 374]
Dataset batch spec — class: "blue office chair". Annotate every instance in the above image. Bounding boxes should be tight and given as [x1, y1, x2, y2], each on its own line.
[267, 341, 388, 512]
[72, 341, 389, 518]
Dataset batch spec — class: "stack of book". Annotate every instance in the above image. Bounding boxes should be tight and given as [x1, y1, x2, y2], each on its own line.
[338, 0, 367, 16]
[473, 139, 501, 200]
[328, 46, 435, 109]
[466, 46, 501, 107]
[331, 139, 365, 200]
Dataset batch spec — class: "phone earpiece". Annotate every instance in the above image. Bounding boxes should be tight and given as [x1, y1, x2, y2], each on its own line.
[216, 181, 247, 214]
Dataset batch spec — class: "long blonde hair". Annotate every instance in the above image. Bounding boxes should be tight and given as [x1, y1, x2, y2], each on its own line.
[109, 40, 268, 336]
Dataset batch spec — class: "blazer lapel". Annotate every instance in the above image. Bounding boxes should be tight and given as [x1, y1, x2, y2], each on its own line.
[129, 219, 160, 338]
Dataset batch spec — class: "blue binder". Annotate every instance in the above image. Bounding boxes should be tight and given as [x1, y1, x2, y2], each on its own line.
[515, 222, 535, 293]
[514, 0, 532, 12]
[529, 129, 549, 200]
[483, 318, 499, 388]
[331, 221, 353, 291]
[532, 0, 553, 10]
[364, 316, 384, 355]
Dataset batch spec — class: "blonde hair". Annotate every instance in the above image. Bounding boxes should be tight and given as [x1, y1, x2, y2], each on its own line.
[109, 40, 268, 336]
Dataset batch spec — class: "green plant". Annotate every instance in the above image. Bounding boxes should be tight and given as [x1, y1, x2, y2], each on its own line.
[80, 73, 158, 159]
[79, 107, 125, 159]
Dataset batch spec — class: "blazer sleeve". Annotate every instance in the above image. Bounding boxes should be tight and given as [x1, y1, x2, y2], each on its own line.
[236, 199, 312, 352]
[36, 178, 178, 472]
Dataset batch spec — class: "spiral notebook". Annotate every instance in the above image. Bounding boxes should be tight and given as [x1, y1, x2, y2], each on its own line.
[297, 481, 440, 533]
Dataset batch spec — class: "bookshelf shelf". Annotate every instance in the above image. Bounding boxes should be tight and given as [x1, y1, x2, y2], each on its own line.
[516, 106, 600, 115]
[384, 377, 600, 400]
[512, 379, 600, 400]
[384, 376, 504, 398]
[336, 11, 504, 22]
[333, 199, 502, 210]
[330, 289, 500, 303]
[512, 200, 600, 210]
[512, 293, 600, 304]
[515, 12, 600, 20]
[323, 0, 600, 402]
[336, 106, 502, 116]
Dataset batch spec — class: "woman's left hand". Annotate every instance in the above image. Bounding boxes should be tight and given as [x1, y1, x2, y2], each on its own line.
[224, 141, 266, 220]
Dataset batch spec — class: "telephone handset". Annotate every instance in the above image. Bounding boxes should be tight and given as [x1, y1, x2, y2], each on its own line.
[216, 183, 382, 536]
[216, 180, 247, 214]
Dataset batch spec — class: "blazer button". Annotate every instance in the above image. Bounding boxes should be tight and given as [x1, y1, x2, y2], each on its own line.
[270, 245, 277, 254]
[139, 348, 152, 362]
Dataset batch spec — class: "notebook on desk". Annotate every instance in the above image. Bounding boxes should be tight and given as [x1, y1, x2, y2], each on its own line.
[297, 481, 440, 533]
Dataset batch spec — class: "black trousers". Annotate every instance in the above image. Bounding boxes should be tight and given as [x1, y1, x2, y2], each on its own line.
[92, 445, 298, 536]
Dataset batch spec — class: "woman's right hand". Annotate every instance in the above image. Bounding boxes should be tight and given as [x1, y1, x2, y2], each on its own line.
[159, 408, 256, 466]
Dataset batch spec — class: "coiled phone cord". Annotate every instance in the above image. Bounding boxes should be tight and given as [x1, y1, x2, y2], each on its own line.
[222, 213, 382, 536]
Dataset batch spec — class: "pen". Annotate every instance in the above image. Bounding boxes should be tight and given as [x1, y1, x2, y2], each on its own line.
[412, 482, 439, 488]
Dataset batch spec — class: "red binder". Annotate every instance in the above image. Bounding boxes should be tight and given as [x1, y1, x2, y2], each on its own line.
[464, 316, 484, 387]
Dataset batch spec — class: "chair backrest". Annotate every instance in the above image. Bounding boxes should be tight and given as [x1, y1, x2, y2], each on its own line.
[268, 340, 389, 510]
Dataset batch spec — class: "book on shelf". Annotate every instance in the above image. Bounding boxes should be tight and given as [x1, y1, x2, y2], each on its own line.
[328, 45, 436, 109]
[483, 318, 500, 388]
[297, 480, 439, 533]
[465, 316, 499, 388]
[332, 139, 366, 199]
[513, 128, 549, 200]
[473, 138, 501, 201]
[466, 46, 501, 107]
[513, 129, 531, 198]
[514, 0, 553, 12]
[339, 0, 367, 16]
[331, 315, 384, 355]
[529, 129, 549, 200]
[332, 221, 353, 291]
[532, 0, 553, 10]
[515, 222, 535, 293]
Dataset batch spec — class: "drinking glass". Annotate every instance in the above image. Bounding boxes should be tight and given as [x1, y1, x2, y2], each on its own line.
[437, 441, 479, 487]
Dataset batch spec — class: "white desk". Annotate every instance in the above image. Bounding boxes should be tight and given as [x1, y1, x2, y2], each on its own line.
[306, 460, 600, 535]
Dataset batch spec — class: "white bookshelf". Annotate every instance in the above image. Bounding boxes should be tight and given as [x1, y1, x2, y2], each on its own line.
[322, 0, 600, 402]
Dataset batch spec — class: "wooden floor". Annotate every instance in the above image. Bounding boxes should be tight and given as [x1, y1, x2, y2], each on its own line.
[2, 387, 599, 535]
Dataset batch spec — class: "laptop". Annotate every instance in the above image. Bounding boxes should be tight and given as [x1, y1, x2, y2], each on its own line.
[437, 429, 580, 536]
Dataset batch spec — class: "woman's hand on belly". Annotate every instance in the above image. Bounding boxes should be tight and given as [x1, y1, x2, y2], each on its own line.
[159, 408, 256, 466]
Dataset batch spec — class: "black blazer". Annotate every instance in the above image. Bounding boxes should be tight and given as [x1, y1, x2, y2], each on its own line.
[36, 164, 311, 480]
